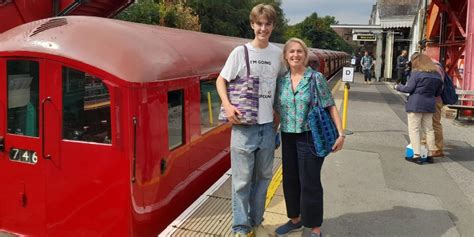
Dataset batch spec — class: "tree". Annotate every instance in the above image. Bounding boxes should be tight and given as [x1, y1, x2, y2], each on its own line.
[116, 0, 201, 31]
[115, 0, 161, 25]
[185, 0, 287, 42]
[158, 2, 201, 31]
[286, 13, 353, 53]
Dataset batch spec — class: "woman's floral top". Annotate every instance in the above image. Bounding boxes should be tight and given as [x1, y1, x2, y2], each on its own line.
[276, 67, 335, 133]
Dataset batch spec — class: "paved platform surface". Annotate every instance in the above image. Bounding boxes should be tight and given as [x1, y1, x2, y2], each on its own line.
[160, 71, 473, 237]
[263, 72, 474, 237]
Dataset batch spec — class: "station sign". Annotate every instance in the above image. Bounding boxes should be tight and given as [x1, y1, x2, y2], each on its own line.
[342, 67, 354, 82]
[352, 34, 376, 41]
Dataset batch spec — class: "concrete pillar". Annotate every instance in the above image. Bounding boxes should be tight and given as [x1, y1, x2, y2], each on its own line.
[375, 32, 383, 81]
[384, 30, 394, 80]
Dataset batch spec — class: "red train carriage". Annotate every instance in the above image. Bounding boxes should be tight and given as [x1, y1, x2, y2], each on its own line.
[0, 16, 347, 237]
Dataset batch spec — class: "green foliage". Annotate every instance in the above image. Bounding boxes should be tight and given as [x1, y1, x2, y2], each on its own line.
[115, 0, 351, 52]
[115, 0, 161, 25]
[115, 0, 200, 31]
[185, 0, 287, 43]
[286, 13, 353, 53]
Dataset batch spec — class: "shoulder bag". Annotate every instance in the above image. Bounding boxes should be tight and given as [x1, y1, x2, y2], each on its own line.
[218, 45, 259, 124]
[307, 72, 339, 157]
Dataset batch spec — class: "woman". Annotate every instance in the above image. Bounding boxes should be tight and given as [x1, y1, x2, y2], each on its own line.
[395, 53, 443, 164]
[274, 38, 345, 237]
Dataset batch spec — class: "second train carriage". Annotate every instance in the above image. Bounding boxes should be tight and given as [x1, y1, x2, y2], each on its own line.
[0, 16, 348, 237]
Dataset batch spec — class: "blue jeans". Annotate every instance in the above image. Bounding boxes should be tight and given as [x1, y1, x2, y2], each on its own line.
[230, 123, 275, 234]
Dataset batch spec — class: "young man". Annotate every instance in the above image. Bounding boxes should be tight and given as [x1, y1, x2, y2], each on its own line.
[216, 3, 284, 237]
[360, 51, 374, 84]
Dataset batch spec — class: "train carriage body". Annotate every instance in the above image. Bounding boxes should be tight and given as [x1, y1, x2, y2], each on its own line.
[0, 16, 347, 237]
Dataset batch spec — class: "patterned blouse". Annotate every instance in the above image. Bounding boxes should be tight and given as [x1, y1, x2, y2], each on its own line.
[276, 67, 335, 133]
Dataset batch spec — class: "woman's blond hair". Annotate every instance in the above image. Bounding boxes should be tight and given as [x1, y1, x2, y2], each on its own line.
[282, 38, 309, 68]
[411, 53, 437, 73]
[249, 4, 277, 25]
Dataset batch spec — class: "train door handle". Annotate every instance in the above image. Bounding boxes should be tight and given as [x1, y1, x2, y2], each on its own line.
[41, 97, 52, 159]
[0, 136, 4, 152]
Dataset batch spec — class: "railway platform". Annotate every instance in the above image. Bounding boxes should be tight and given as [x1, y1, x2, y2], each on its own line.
[160, 71, 474, 237]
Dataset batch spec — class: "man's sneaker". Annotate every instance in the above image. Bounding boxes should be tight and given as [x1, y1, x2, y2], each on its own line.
[275, 220, 303, 236]
[234, 231, 254, 237]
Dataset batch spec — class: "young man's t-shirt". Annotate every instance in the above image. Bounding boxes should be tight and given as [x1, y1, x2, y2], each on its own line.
[220, 42, 285, 124]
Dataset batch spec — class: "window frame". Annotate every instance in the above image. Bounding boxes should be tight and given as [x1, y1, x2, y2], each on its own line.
[60, 65, 115, 146]
[199, 78, 221, 134]
[167, 89, 185, 150]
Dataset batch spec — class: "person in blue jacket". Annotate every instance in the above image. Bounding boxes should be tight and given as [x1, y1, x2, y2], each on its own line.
[395, 53, 443, 164]
[396, 50, 409, 84]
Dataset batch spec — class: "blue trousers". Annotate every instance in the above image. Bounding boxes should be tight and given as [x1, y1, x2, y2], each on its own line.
[363, 69, 372, 81]
[230, 123, 275, 234]
[281, 131, 324, 228]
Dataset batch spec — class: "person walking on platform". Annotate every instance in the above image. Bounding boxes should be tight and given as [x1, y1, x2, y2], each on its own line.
[397, 50, 409, 84]
[429, 61, 446, 157]
[360, 51, 374, 84]
[395, 53, 443, 164]
[274, 38, 345, 237]
[216, 4, 285, 237]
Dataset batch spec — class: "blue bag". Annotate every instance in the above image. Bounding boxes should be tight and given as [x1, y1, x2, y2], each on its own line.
[307, 73, 339, 158]
[440, 72, 458, 105]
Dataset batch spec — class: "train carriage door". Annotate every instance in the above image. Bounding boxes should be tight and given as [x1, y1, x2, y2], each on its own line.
[42, 63, 126, 236]
[0, 59, 46, 236]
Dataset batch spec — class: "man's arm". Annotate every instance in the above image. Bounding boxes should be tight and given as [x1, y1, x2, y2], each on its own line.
[216, 75, 241, 124]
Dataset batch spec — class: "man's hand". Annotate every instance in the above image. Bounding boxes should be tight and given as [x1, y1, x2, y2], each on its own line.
[224, 104, 242, 124]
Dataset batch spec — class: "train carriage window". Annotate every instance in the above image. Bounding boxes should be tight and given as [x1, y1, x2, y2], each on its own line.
[200, 79, 220, 133]
[7, 60, 39, 137]
[62, 67, 111, 144]
[168, 90, 184, 149]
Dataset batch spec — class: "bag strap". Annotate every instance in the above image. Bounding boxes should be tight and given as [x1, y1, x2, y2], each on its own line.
[309, 72, 321, 107]
[243, 45, 250, 77]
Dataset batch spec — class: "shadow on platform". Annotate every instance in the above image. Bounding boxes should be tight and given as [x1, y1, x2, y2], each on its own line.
[322, 206, 458, 237]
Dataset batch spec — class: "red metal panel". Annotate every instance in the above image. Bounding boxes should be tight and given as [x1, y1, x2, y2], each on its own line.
[0, 0, 53, 33]
[0, 0, 133, 33]
[465, 0, 474, 90]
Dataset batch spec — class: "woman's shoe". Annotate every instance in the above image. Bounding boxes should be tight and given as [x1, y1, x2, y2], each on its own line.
[309, 232, 322, 237]
[275, 220, 302, 236]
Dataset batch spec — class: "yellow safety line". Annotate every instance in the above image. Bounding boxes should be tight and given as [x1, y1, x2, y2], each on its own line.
[265, 165, 283, 207]
[264, 78, 343, 208]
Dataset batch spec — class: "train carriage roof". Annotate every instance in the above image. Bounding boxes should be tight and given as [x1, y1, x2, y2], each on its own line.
[0, 16, 344, 83]
[0, 16, 251, 83]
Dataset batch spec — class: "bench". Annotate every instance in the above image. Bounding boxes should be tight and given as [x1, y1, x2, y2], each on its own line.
[447, 89, 474, 120]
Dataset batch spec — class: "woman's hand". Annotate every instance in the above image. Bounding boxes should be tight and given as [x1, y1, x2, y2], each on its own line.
[332, 135, 345, 152]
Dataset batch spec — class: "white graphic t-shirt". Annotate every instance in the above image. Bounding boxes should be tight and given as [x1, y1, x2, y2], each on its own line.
[220, 43, 285, 124]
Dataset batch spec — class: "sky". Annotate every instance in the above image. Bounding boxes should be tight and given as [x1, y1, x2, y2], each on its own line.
[281, 0, 377, 25]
